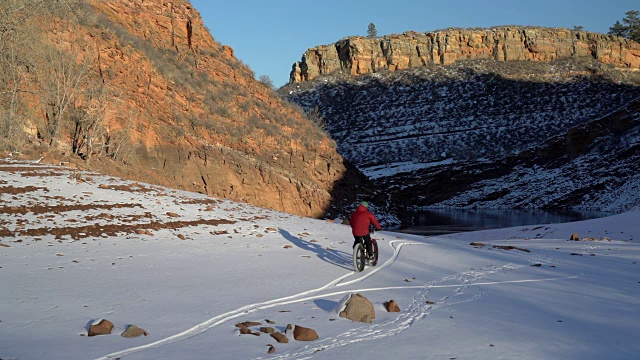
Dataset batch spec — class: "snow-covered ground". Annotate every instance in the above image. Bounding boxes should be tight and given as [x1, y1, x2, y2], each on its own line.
[1, 159, 639, 360]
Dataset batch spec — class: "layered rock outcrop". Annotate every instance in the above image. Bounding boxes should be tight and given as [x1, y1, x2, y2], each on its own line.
[15, 0, 351, 218]
[290, 27, 640, 83]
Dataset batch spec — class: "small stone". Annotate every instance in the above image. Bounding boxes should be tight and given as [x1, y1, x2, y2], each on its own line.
[260, 327, 275, 334]
[384, 300, 401, 312]
[270, 332, 288, 343]
[237, 321, 262, 327]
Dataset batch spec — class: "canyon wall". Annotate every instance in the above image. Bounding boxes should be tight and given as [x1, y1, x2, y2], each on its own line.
[21, 0, 349, 218]
[290, 27, 640, 83]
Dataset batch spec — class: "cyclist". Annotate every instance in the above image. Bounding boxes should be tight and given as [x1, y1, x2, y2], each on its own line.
[349, 201, 381, 260]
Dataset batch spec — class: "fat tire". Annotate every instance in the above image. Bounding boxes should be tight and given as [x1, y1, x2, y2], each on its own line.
[370, 239, 379, 266]
[353, 243, 366, 272]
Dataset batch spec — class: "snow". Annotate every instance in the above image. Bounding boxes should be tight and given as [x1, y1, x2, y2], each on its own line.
[1, 159, 640, 360]
[364, 159, 454, 179]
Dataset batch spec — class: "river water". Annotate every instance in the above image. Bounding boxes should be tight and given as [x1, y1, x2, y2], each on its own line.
[398, 208, 614, 236]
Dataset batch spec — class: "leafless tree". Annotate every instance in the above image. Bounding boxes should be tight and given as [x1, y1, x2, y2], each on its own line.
[36, 43, 89, 147]
[71, 81, 112, 162]
[0, 0, 87, 148]
[0, 41, 27, 144]
[0, 0, 48, 145]
[258, 74, 275, 89]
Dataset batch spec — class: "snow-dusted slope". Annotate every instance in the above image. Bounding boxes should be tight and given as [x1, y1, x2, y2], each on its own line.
[1, 159, 639, 360]
[283, 58, 640, 213]
[429, 97, 640, 211]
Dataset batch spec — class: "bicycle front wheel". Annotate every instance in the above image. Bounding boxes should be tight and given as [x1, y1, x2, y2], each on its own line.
[370, 239, 379, 266]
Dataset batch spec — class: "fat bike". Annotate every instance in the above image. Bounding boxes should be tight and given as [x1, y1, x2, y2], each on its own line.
[352, 233, 378, 272]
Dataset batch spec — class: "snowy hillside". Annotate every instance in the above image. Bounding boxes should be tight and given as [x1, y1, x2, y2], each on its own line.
[282, 57, 640, 215]
[386, 97, 640, 212]
[1, 159, 640, 359]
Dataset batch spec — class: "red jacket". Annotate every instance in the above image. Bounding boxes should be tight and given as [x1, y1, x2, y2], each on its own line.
[349, 205, 381, 236]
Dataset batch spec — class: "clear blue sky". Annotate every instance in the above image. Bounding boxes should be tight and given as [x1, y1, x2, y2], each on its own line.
[190, 0, 637, 87]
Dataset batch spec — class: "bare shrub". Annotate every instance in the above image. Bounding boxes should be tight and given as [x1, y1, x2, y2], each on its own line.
[305, 106, 327, 132]
[70, 80, 113, 162]
[258, 74, 275, 89]
[104, 109, 136, 165]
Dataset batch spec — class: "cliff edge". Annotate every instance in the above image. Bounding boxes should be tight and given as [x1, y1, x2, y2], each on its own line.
[290, 27, 640, 83]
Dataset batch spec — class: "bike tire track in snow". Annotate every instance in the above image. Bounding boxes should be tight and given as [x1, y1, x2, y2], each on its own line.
[94, 237, 585, 360]
[94, 239, 410, 359]
[257, 240, 587, 359]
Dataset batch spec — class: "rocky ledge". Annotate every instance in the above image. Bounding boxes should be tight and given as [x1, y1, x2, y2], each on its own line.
[290, 27, 640, 83]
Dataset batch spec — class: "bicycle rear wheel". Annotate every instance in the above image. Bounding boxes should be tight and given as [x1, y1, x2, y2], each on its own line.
[353, 242, 366, 272]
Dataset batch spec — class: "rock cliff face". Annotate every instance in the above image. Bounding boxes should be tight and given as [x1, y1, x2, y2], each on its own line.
[283, 54, 640, 217]
[19, 0, 351, 218]
[290, 27, 640, 83]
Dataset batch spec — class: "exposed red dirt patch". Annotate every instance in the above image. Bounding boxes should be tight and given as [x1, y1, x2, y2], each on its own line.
[0, 186, 49, 195]
[0, 203, 142, 215]
[3, 218, 237, 240]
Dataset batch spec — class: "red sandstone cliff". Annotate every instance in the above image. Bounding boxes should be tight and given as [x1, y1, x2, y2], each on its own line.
[290, 27, 640, 83]
[10, 0, 349, 218]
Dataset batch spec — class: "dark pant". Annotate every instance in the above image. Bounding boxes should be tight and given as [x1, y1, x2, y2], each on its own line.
[353, 234, 373, 256]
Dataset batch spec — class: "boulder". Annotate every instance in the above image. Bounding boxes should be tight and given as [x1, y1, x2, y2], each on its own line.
[293, 325, 318, 341]
[570, 233, 580, 241]
[121, 324, 148, 338]
[337, 293, 375, 323]
[88, 319, 114, 337]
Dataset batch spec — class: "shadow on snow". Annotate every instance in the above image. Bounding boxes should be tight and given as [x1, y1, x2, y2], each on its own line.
[278, 229, 352, 271]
